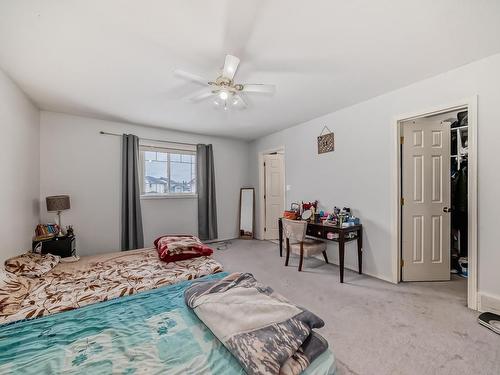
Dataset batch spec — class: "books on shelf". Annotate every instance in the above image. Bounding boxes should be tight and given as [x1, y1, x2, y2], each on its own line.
[34, 223, 60, 240]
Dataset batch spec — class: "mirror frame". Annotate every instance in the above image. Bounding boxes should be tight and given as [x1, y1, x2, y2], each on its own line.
[238, 187, 255, 239]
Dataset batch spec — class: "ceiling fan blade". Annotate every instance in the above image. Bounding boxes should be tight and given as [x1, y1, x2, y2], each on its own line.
[222, 55, 240, 80]
[189, 89, 214, 102]
[241, 84, 276, 94]
[232, 94, 247, 108]
[223, 0, 265, 59]
[174, 69, 209, 85]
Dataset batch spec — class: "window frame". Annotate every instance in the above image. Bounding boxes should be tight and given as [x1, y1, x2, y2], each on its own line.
[139, 143, 197, 199]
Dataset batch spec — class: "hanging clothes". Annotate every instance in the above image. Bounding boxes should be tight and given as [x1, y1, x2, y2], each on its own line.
[451, 111, 468, 128]
[448, 110, 469, 272]
[451, 113, 468, 258]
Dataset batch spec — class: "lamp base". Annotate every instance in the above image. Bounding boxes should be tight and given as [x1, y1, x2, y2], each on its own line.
[57, 211, 64, 237]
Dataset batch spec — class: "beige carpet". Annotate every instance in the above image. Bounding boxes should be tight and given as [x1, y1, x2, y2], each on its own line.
[212, 239, 499, 375]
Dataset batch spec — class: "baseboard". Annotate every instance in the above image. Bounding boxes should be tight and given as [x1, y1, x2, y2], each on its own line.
[478, 292, 500, 315]
[204, 237, 238, 244]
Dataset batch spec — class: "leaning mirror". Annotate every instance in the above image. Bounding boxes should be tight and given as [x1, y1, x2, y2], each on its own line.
[239, 188, 255, 239]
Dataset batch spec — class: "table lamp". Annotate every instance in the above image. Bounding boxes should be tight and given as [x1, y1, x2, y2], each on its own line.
[46, 195, 70, 237]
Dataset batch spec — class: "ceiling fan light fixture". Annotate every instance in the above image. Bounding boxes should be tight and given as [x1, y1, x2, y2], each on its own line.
[175, 54, 275, 110]
[213, 95, 223, 106]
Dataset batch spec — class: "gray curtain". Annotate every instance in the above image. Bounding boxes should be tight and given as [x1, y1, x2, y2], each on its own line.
[121, 134, 144, 250]
[197, 144, 218, 240]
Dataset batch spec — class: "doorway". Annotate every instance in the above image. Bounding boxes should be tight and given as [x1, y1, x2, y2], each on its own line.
[258, 149, 285, 240]
[394, 98, 478, 309]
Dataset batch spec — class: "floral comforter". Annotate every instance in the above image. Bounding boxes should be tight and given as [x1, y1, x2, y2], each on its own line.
[0, 248, 222, 325]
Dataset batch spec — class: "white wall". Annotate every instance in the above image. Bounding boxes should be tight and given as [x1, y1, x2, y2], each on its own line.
[0, 69, 40, 262]
[40, 112, 250, 256]
[250, 52, 500, 303]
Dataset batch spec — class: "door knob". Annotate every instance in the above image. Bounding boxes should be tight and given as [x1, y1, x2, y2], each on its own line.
[443, 207, 453, 213]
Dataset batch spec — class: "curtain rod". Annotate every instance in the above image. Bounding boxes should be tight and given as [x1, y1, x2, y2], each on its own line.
[99, 131, 197, 147]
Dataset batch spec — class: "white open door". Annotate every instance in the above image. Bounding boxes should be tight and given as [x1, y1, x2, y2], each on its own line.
[402, 115, 452, 281]
[264, 154, 284, 240]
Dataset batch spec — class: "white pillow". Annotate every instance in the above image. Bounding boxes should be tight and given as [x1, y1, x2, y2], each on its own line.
[4, 253, 61, 278]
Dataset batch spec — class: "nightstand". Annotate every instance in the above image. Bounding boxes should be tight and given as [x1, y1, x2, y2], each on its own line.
[32, 235, 76, 258]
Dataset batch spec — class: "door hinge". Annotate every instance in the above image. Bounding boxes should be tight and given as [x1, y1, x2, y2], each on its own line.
[264, 162, 266, 167]
[401, 259, 405, 267]
[264, 194, 266, 199]
[264, 227, 267, 232]
[400, 197, 405, 206]
[400, 136, 404, 144]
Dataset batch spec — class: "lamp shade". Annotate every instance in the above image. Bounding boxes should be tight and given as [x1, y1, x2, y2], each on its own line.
[46, 195, 71, 212]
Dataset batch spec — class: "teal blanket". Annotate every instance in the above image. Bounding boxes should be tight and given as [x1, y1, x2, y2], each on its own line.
[0, 273, 335, 374]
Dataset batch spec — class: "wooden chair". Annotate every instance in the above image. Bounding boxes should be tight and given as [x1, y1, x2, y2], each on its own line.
[282, 219, 329, 271]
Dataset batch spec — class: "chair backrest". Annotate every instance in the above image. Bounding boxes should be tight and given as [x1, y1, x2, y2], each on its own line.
[282, 219, 307, 242]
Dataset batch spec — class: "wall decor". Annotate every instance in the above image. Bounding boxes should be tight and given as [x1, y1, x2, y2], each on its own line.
[317, 125, 334, 154]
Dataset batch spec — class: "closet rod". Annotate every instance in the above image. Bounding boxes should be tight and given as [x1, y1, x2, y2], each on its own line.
[452, 125, 468, 130]
[99, 131, 197, 147]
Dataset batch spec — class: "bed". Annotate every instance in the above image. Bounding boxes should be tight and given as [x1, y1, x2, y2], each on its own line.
[0, 248, 222, 324]
[0, 249, 336, 374]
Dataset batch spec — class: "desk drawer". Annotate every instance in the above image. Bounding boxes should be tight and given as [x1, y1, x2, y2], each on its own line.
[307, 225, 324, 238]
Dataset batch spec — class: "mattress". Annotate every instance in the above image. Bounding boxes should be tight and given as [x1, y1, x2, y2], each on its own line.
[0, 248, 222, 325]
[0, 273, 335, 374]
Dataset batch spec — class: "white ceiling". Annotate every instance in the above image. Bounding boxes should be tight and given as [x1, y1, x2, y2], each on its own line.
[1, 0, 500, 140]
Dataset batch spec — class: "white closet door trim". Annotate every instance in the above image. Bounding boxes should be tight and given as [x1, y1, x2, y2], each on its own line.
[391, 96, 478, 310]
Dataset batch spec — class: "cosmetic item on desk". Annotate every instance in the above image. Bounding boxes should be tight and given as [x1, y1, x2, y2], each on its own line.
[326, 212, 338, 226]
[338, 213, 349, 227]
[301, 209, 313, 221]
[284, 202, 301, 220]
[325, 206, 360, 227]
[302, 201, 318, 211]
[283, 210, 299, 220]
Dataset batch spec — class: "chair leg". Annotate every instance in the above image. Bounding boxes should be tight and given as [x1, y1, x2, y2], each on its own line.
[285, 238, 290, 266]
[322, 250, 329, 264]
[298, 242, 304, 271]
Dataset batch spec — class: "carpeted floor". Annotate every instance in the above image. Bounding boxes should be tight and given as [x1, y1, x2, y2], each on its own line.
[212, 239, 499, 375]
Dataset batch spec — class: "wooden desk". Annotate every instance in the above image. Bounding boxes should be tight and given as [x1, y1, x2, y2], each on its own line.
[278, 218, 363, 283]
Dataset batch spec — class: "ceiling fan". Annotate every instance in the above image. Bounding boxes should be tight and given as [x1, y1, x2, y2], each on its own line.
[174, 55, 276, 110]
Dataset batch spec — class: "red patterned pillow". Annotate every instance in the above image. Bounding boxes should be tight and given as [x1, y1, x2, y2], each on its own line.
[154, 235, 213, 262]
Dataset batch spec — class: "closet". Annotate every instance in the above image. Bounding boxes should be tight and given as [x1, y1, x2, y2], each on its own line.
[450, 111, 468, 277]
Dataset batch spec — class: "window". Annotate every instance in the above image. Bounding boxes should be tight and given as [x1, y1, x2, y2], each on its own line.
[139, 143, 196, 197]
